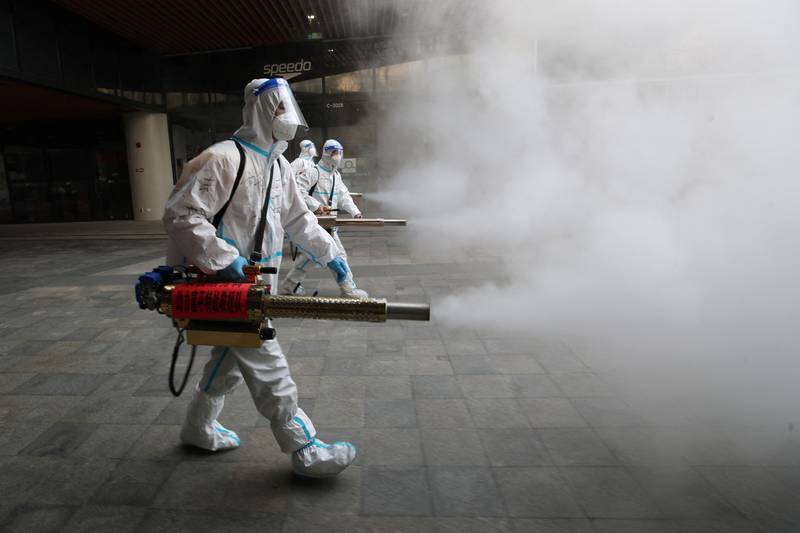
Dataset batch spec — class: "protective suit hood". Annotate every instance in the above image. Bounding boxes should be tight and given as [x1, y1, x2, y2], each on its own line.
[319, 139, 344, 171]
[299, 140, 316, 160]
[233, 78, 307, 157]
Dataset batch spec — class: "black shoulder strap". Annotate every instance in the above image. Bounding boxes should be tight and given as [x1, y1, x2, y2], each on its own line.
[328, 171, 336, 207]
[212, 139, 246, 228]
[307, 166, 319, 196]
[250, 159, 279, 263]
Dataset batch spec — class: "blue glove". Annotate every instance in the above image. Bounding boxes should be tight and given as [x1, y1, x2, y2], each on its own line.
[218, 256, 249, 281]
[327, 257, 349, 283]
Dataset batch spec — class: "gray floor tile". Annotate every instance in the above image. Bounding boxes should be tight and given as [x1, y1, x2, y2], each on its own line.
[406, 339, 447, 357]
[550, 373, 618, 397]
[630, 466, 740, 519]
[290, 464, 360, 514]
[135, 509, 285, 532]
[571, 397, 648, 427]
[63, 396, 172, 425]
[152, 462, 231, 510]
[451, 356, 501, 375]
[124, 425, 194, 461]
[467, 399, 530, 429]
[288, 340, 331, 357]
[495, 467, 584, 518]
[697, 466, 800, 527]
[318, 375, 367, 399]
[61, 505, 147, 533]
[416, 399, 474, 428]
[670, 518, 770, 532]
[365, 399, 417, 428]
[482, 338, 536, 355]
[0, 421, 52, 456]
[518, 398, 588, 428]
[282, 514, 366, 533]
[413, 376, 464, 399]
[429, 466, 506, 516]
[436, 517, 513, 532]
[0, 505, 76, 533]
[323, 357, 369, 375]
[91, 373, 151, 397]
[91, 460, 176, 506]
[510, 518, 595, 533]
[459, 375, 517, 398]
[362, 428, 424, 466]
[361, 466, 433, 516]
[479, 429, 552, 466]
[597, 427, 687, 466]
[19, 421, 99, 457]
[288, 357, 325, 376]
[491, 355, 546, 375]
[560, 466, 662, 518]
[408, 356, 453, 375]
[591, 519, 678, 533]
[444, 339, 488, 357]
[35, 457, 119, 506]
[366, 376, 413, 399]
[539, 428, 619, 465]
[312, 398, 365, 428]
[13, 373, 109, 396]
[153, 399, 192, 425]
[422, 429, 488, 466]
[0, 373, 36, 393]
[532, 352, 589, 374]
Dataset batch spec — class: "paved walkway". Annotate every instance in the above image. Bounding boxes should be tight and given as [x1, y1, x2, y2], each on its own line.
[0, 226, 797, 532]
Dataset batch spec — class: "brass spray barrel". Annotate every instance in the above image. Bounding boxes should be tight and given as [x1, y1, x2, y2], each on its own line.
[316, 216, 407, 229]
[263, 295, 429, 322]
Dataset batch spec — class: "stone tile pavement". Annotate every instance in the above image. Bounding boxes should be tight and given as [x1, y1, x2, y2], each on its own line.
[0, 230, 798, 532]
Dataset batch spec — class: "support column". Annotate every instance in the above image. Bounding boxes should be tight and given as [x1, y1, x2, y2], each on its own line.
[171, 124, 187, 181]
[123, 112, 174, 221]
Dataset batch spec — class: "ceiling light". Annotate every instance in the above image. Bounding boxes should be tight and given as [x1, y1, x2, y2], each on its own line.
[307, 14, 316, 21]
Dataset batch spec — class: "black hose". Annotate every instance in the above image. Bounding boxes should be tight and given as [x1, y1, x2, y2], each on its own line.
[169, 327, 197, 397]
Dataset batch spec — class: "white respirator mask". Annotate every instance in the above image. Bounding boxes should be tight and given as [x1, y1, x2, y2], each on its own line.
[272, 114, 298, 141]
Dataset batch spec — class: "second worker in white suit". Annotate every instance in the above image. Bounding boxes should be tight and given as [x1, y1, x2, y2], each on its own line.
[280, 139, 369, 298]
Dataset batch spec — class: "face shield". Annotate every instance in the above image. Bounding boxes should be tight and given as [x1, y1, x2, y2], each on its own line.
[322, 140, 344, 169]
[253, 77, 308, 130]
[235, 78, 309, 150]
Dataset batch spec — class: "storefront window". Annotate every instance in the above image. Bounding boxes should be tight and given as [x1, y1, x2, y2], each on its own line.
[375, 60, 424, 92]
[291, 78, 323, 95]
[326, 69, 373, 95]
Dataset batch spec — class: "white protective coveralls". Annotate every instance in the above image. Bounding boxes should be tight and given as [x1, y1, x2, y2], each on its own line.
[163, 78, 356, 478]
[290, 139, 316, 179]
[280, 139, 368, 298]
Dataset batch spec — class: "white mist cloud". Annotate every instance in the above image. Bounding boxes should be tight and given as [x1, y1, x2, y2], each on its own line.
[376, 0, 800, 431]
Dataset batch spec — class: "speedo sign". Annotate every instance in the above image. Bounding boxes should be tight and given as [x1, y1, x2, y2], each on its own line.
[263, 59, 313, 80]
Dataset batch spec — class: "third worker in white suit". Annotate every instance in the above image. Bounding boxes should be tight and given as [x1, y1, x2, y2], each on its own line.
[291, 139, 316, 179]
[280, 139, 368, 298]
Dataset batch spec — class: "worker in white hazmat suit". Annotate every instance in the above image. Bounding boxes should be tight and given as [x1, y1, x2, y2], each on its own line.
[280, 139, 368, 298]
[291, 139, 316, 179]
[162, 78, 356, 478]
